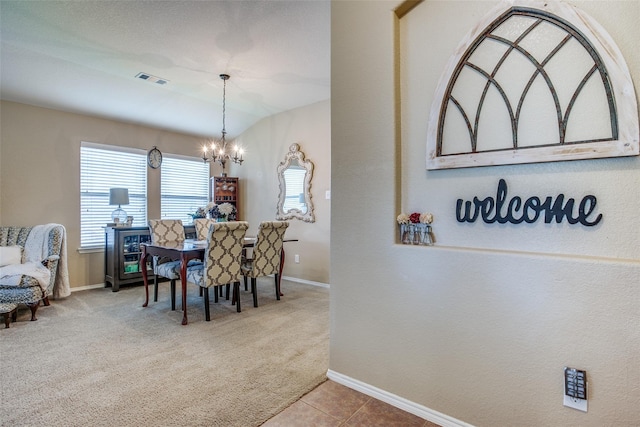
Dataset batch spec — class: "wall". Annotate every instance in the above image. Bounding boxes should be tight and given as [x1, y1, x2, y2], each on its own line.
[330, 1, 639, 426]
[0, 101, 213, 287]
[0, 99, 330, 288]
[233, 100, 331, 284]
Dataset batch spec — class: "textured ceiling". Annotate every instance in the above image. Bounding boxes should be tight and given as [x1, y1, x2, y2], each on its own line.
[0, 0, 330, 139]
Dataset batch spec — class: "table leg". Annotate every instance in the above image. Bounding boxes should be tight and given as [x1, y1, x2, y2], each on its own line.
[180, 253, 188, 325]
[278, 249, 285, 296]
[141, 251, 150, 307]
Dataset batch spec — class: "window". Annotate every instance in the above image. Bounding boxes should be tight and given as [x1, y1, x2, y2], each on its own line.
[80, 142, 147, 248]
[161, 155, 209, 223]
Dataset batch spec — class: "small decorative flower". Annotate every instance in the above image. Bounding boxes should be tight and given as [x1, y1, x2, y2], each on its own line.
[420, 212, 434, 224]
[409, 212, 421, 224]
[396, 213, 410, 224]
[189, 207, 207, 220]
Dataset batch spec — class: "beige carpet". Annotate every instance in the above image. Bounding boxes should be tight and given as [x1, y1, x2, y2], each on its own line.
[0, 278, 329, 426]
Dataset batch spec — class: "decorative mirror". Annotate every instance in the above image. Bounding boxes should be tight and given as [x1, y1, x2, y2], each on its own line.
[276, 143, 315, 223]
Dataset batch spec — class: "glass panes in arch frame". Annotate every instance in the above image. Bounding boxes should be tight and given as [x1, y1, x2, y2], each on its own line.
[160, 154, 210, 224]
[80, 142, 148, 249]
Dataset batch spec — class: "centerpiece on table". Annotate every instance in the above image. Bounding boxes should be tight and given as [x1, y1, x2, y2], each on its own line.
[206, 202, 237, 222]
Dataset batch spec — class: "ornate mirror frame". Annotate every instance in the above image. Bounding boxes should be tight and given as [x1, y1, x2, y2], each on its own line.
[276, 143, 315, 223]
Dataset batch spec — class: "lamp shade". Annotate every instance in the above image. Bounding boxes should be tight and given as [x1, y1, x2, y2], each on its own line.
[109, 188, 129, 206]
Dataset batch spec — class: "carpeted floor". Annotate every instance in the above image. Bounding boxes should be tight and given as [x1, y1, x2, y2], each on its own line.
[0, 278, 329, 426]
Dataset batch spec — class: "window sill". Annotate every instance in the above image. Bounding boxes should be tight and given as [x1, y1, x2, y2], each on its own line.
[78, 247, 104, 254]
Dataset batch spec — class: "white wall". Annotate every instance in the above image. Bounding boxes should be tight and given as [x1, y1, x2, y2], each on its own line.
[330, 1, 639, 426]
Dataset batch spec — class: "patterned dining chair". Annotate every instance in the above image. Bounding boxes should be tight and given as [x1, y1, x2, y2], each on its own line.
[193, 218, 217, 241]
[185, 221, 248, 321]
[241, 221, 289, 308]
[148, 219, 201, 310]
[194, 218, 229, 299]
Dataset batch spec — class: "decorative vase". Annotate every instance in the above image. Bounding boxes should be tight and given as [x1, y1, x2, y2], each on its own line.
[399, 224, 408, 244]
[419, 224, 434, 246]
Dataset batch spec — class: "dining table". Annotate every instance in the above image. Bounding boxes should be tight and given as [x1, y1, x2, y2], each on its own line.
[140, 237, 297, 325]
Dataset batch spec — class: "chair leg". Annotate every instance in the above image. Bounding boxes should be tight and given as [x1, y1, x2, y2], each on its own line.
[199, 287, 203, 297]
[154, 275, 159, 302]
[234, 281, 241, 312]
[214, 286, 219, 303]
[43, 296, 51, 306]
[27, 301, 39, 321]
[251, 278, 258, 307]
[203, 287, 210, 321]
[274, 274, 281, 301]
[225, 284, 230, 300]
[244, 275, 248, 291]
[170, 280, 176, 311]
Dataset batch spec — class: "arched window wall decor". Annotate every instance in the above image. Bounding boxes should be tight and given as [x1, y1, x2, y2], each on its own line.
[426, 0, 638, 170]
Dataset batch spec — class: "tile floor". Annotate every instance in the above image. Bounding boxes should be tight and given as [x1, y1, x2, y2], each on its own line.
[262, 380, 442, 427]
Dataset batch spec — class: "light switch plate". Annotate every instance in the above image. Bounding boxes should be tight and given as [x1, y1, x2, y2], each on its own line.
[564, 367, 588, 412]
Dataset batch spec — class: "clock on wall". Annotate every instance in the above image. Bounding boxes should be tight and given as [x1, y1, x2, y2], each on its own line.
[147, 146, 162, 169]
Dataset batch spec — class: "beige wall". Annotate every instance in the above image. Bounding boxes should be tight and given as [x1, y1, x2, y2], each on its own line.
[330, 1, 639, 426]
[233, 100, 331, 284]
[0, 101, 213, 287]
[0, 100, 330, 288]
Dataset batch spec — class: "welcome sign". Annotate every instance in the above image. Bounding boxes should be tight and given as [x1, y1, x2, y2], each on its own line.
[456, 179, 602, 227]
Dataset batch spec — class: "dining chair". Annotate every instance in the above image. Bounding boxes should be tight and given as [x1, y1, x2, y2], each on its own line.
[148, 219, 201, 310]
[185, 221, 249, 321]
[193, 218, 216, 241]
[194, 218, 230, 299]
[241, 221, 289, 307]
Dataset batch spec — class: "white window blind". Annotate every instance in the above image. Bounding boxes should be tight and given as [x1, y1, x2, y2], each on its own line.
[80, 142, 148, 248]
[161, 155, 210, 223]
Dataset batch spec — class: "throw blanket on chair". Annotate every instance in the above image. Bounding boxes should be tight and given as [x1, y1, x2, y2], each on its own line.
[24, 223, 71, 298]
[0, 262, 51, 291]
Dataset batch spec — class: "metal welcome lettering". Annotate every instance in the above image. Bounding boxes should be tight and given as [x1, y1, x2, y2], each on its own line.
[456, 179, 602, 226]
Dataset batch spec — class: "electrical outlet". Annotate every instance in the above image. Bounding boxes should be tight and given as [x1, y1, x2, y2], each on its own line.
[564, 367, 588, 412]
[294, 254, 300, 263]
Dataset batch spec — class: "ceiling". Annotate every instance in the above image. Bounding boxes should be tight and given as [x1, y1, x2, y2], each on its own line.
[0, 0, 330, 139]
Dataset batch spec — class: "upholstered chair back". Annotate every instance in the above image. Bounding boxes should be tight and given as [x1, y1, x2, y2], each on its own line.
[193, 218, 217, 241]
[148, 219, 185, 244]
[246, 221, 289, 278]
[201, 221, 249, 288]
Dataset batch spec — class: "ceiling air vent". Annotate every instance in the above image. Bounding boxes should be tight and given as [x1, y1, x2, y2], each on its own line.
[135, 72, 169, 85]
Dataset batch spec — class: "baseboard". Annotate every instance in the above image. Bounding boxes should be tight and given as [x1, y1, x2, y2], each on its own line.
[326, 370, 474, 427]
[70, 283, 105, 292]
[281, 275, 330, 288]
[70, 278, 329, 293]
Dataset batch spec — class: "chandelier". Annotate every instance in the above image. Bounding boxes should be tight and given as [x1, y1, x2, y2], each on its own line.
[202, 73, 244, 174]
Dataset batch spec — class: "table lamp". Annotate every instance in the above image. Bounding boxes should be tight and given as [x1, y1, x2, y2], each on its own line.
[109, 188, 129, 223]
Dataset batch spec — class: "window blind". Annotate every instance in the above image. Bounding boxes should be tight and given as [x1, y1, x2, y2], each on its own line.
[161, 155, 210, 223]
[80, 142, 148, 248]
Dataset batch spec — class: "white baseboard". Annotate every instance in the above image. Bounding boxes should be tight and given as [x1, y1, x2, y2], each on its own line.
[69, 277, 329, 293]
[70, 283, 105, 292]
[326, 370, 474, 427]
[281, 275, 330, 288]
